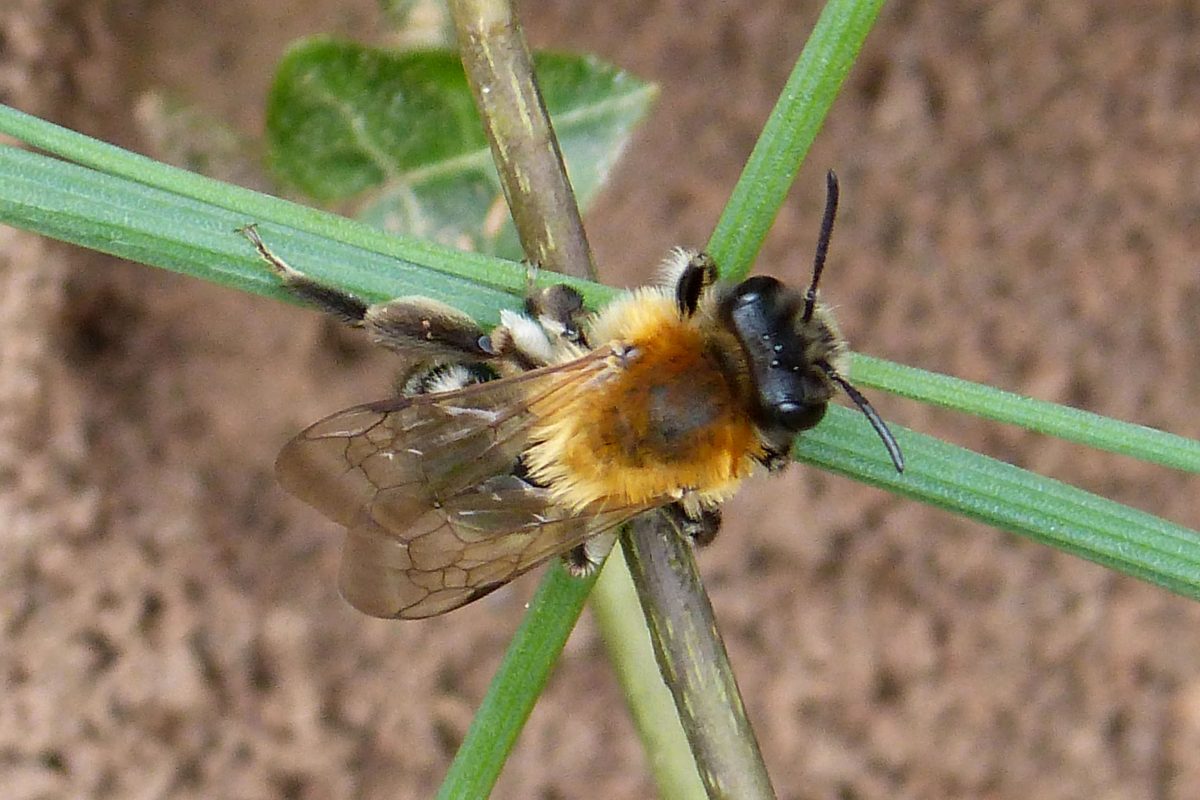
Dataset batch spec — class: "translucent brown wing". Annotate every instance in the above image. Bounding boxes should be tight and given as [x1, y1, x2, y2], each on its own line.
[338, 483, 654, 617]
[276, 346, 656, 618]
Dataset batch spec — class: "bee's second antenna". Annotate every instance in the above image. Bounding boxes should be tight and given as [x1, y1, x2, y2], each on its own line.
[804, 170, 840, 323]
[820, 363, 905, 473]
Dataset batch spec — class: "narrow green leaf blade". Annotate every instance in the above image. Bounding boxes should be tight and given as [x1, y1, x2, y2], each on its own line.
[707, 0, 885, 280]
[852, 355, 1200, 474]
[797, 406, 1200, 600]
[0, 101, 588, 305]
[435, 566, 599, 800]
[0, 143, 516, 323]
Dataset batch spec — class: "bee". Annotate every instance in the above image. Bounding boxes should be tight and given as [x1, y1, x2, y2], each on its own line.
[244, 171, 903, 619]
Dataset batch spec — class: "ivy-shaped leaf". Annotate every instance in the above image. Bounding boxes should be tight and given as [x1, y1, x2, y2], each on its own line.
[266, 39, 656, 256]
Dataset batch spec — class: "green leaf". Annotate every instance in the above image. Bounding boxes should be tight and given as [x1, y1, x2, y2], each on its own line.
[266, 40, 656, 256]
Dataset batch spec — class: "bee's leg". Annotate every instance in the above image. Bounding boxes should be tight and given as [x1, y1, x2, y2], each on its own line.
[365, 297, 494, 361]
[563, 544, 592, 575]
[562, 530, 619, 577]
[675, 253, 718, 318]
[755, 432, 799, 473]
[567, 491, 725, 562]
[483, 282, 588, 370]
[241, 225, 495, 363]
[398, 361, 500, 396]
[241, 224, 369, 326]
[561, 500, 721, 577]
[654, 248, 718, 317]
[526, 283, 588, 348]
[663, 501, 722, 547]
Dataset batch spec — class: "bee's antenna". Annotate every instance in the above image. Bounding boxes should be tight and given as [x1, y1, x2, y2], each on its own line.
[818, 362, 905, 473]
[804, 170, 840, 323]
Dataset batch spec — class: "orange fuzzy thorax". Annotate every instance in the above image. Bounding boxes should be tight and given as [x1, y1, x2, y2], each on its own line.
[522, 289, 764, 511]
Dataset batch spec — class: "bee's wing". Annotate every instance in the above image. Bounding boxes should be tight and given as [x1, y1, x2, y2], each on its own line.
[339, 482, 653, 617]
[275, 347, 652, 618]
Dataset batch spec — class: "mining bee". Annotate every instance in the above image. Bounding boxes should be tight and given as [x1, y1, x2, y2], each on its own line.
[244, 171, 902, 619]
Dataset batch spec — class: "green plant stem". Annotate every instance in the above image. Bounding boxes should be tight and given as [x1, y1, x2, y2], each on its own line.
[434, 565, 598, 800]
[708, 0, 884, 281]
[10, 136, 1193, 603]
[590, 548, 709, 799]
[0, 104, 575, 302]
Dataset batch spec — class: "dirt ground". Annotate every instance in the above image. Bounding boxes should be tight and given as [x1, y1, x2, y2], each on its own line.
[3, 1, 1200, 798]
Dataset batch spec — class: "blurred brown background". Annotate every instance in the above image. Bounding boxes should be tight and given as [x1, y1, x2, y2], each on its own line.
[3, 1, 1199, 798]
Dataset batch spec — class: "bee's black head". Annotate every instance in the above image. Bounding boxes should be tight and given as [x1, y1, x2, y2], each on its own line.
[718, 275, 834, 433]
[711, 170, 905, 472]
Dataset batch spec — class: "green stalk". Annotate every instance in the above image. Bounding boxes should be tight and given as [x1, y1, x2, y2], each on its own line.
[708, 0, 885, 280]
[434, 566, 598, 799]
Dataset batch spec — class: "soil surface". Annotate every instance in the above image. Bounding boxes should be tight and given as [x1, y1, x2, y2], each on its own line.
[3, 1, 1199, 798]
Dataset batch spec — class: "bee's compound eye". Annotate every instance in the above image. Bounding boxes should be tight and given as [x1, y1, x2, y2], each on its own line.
[774, 401, 827, 432]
